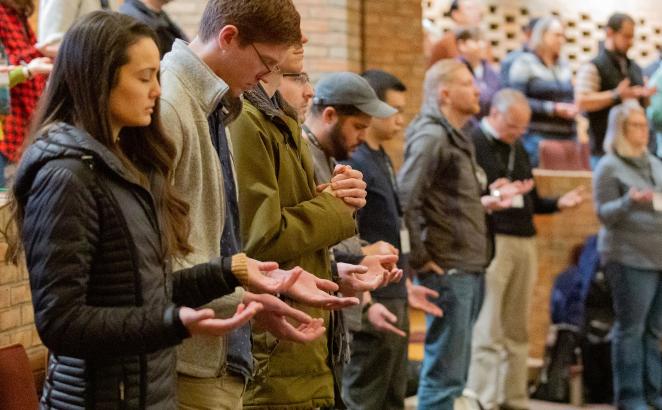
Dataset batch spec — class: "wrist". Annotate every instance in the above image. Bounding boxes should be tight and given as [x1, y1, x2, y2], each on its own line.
[611, 88, 622, 105]
[231, 253, 250, 287]
[22, 65, 32, 80]
[362, 299, 374, 313]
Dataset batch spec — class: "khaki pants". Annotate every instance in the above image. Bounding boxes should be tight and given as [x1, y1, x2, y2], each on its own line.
[177, 373, 246, 410]
[467, 235, 537, 410]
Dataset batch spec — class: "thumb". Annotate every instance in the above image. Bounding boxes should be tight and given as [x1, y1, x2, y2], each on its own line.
[333, 164, 348, 175]
[382, 307, 398, 324]
[377, 254, 399, 264]
[421, 286, 439, 298]
[257, 261, 279, 272]
[180, 307, 215, 326]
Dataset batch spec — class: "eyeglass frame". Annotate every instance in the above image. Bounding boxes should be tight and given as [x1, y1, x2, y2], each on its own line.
[282, 72, 310, 84]
[250, 43, 281, 75]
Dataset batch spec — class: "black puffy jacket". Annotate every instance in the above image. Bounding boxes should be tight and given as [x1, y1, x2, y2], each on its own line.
[14, 123, 241, 409]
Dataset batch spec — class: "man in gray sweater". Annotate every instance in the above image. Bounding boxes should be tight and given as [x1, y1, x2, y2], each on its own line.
[398, 59, 515, 410]
[160, 1, 324, 409]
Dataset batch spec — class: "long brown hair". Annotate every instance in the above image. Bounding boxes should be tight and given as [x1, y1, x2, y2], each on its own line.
[0, 0, 34, 17]
[7, 11, 192, 263]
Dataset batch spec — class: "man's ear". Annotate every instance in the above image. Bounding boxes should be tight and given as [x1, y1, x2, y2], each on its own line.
[437, 84, 450, 106]
[217, 25, 239, 51]
[322, 106, 339, 126]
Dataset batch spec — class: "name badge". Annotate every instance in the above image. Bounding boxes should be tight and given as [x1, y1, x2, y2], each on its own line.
[653, 192, 662, 212]
[400, 227, 411, 255]
[511, 194, 524, 208]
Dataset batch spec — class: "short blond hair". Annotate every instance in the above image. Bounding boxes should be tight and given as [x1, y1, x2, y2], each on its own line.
[422, 59, 466, 109]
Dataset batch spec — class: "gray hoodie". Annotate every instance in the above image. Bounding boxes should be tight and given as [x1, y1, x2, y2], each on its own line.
[397, 103, 490, 273]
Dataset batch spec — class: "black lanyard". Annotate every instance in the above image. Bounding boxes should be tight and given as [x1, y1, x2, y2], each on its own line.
[302, 124, 337, 173]
[480, 121, 516, 180]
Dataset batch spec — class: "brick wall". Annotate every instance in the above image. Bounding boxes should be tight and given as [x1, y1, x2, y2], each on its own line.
[362, 0, 424, 167]
[0, 239, 47, 390]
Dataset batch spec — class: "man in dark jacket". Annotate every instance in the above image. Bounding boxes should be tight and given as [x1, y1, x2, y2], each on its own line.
[398, 59, 515, 410]
[575, 13, 655, 167]
[466, 89, 585, 410]
[118, 0, 188, 55]
[340, 69, 443, 410]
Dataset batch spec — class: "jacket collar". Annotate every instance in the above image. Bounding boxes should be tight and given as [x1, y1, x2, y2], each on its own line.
[161, 40, 230, 118]
[244, 84, 298, 122]
[419, 102, 474, 152]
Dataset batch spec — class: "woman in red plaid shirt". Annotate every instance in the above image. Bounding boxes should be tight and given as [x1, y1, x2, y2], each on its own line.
[0, 0, 47, 187]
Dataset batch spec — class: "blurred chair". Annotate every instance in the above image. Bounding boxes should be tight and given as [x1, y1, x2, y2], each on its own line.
[539, 140, 591, 171]
[0, 344, 39, 410]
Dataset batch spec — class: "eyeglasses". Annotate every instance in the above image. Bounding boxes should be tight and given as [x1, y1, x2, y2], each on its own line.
[625, 121, 648, 130]
[282, 72, 310, 85]
[251, 43, 281, 74]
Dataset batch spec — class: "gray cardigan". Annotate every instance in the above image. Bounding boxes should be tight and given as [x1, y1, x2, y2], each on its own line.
[593, 153, 662, 270]
[160, 40, 245, 378]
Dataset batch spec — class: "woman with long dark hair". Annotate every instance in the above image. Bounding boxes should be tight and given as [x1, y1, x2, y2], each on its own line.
[6, 11, 295, 408]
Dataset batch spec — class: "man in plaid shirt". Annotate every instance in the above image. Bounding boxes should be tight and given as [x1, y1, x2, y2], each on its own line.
[0, 2, 47, 186]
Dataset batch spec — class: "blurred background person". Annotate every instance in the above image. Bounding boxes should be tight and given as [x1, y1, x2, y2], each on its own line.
[575, 13, 653, 168]
[647, 63, 662, 158]
[467, 89, 585, 410]
[0, 0, 48, 187]
[500, 17, 540, 87]
[456, 28, 501, 126]
[38, 0, 117, 50]
[593, 101, 662, 410]
[118, 0, 188, 56]
[509, 16, 577, 168]
[427, 0, 485, 68]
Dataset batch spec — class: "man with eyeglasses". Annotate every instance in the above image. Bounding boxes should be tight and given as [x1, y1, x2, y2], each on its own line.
[158, 1, 326, 409]
[467, 88, 585, 410]
[278, 71, 313, 122]
[229, 29, 383, 407]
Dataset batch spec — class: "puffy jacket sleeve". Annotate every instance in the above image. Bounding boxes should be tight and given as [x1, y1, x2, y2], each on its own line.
[22, 165, 188, 358]
[171, 256, 240, 308]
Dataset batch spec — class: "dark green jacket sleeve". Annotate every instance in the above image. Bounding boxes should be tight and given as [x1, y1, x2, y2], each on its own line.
[230, 105, 356, 263]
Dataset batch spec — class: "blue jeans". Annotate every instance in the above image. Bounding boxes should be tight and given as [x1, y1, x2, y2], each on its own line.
[605, 262, 662, 410]
[416, 271, 485, 410]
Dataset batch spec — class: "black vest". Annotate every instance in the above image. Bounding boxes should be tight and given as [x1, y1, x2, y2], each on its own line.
[588, 49, 643, 156]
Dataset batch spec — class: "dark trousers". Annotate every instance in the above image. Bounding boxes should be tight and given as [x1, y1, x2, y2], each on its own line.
[342, 298, 410, 410]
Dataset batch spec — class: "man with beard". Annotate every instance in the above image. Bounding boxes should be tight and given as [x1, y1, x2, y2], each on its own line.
[575, 13, 655, 168]
[302, 72, 397, 182]
[398, 59, 518, 410]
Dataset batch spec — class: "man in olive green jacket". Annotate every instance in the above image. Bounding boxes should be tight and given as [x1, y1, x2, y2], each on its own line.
[229, 47, 366, 408]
